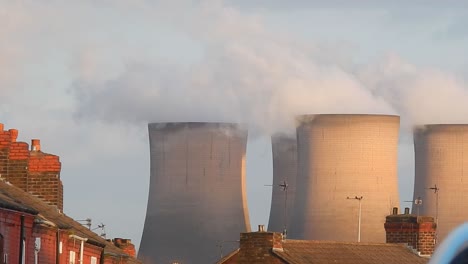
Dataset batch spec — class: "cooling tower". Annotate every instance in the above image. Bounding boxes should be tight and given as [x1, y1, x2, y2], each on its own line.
[139, 122, 251, 264]
[290, 114, 400, 242]
[268, 134, 297, 235]
[413, 125, 468, 243]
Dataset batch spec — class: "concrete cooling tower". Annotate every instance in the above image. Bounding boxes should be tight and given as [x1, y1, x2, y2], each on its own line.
[268, 134, 297, 235]
[139, 123, 251, 264]
[291, 114, 400, 242]
[413, 125, 468, 243]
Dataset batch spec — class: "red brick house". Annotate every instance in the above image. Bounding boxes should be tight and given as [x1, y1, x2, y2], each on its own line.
[0, 123, 140, 263]
[0, 173, 140, 263]
[218, 219, 433, 264]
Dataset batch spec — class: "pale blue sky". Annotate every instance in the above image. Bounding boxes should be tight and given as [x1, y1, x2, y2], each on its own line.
[1, 0, 467, 252]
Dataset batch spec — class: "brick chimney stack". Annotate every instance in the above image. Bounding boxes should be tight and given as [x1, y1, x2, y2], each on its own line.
[384, 207, 436, 256]
[31, 139, 41, 151]
[0, 124, 63, 211]
[9, 129, 18, 142]
[112, 238, 136, 257]
[237, 225, 284, 264]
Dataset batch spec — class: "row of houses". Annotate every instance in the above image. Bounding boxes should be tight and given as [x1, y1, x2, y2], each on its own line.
[0, 123, 139, 263]
[217, 210, 437, 264]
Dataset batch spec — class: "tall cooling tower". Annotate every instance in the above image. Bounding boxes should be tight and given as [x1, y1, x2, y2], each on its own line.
[139, 123, 251, 264]
[291, 114, 400, 242]
[413, 125, 468, 242]
[268, 134, 297, 235]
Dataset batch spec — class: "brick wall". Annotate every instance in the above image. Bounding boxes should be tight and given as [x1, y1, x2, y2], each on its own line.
[33, 224, 58, 264]
[28, 149, 63, 211]
[0, 124, 63, 211]
[0, 208, 36, 264]
[236, 227, 285, 264]
[112, 238, 136, 257]
[384, 214, 436, 255]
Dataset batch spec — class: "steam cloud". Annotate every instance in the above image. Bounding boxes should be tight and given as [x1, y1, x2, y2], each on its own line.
[70, 1, 468, 135]
[1, 0, 468, 135]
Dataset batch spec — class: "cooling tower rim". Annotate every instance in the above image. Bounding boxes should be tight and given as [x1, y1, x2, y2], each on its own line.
[271, 132, 296, 141]
[148, 122, 248, 133]
[414, 124, 468, 133]
[296, 114, 399, 125]
[149, 122, 243, 127]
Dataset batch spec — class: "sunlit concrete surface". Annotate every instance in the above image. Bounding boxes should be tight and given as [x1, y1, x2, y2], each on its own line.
[139, 123, 251, 264]
[268, 134, 297, 236]
[413, 125, 468, 243]
[290, 114, 400, 242]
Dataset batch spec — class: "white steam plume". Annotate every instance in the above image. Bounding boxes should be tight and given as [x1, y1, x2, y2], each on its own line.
[71, 0, 395, 135]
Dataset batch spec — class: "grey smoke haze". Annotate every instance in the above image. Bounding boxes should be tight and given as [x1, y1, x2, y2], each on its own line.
[71, 0, 468, 135]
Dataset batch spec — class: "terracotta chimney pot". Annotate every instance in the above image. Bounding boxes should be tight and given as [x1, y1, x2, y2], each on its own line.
[31, 139, 41, 151]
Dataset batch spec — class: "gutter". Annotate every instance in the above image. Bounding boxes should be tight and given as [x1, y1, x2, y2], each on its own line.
[70, 234, 88, 264]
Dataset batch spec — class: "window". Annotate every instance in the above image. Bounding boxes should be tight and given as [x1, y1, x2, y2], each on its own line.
[69, 251, 76, 264]
[90, 256, 97, 264]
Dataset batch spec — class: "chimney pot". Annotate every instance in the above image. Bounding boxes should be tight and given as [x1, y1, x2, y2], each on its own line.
[258, 225, 265, 232]
[9, 129, 18, 142]
[31, 139, 41, 151]
[404, 207, 410, 214]
[0, 123, 3, 131]
[392, 207, 398, 215]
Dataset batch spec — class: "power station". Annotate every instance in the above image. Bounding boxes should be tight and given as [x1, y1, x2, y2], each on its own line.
[267, 134, 297, 235]
[413, 124, 468, 242]
[138, 122, 251, 264]
[290, 114, 400, 242]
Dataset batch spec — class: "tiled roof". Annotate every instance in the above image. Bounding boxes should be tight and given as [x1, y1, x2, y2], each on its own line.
[0, 183, 38, 214]
[0, 179, 140, 263]
[273, 240, 429, 264]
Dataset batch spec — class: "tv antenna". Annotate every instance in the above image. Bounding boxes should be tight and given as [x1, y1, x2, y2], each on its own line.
[403, 197, 423, 216]
[76, 218, 92, 229]
[92, 223, 106, 239]
[264, 179, 289, 239]
[347, 196, 363, 242]
[427, 184, 439, 243]
[279, 180, 289, 239]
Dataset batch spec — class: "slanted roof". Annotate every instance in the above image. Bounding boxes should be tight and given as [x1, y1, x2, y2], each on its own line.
[273, 240, 428, 264]
[0, 179, 140, 263]
[0, 183, 38, 215]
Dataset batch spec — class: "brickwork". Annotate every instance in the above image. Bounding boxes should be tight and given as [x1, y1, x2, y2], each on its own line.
[7, 142, 30, 190]
[237, 231, 285, 264]
[28, 151, 63, 210]
[0, 208, 36, 264]
[0, 127, 12, 179]
[413, 125, 468, 241]
[112, 238, 136, 257]
[33, 225, 58, 264]
[384, 214, 436, 255]
[0, 125, 63, 211]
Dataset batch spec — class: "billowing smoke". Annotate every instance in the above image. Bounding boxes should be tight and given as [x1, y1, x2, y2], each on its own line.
[358, 54, 468, 128]
[69, 1, 468, 136]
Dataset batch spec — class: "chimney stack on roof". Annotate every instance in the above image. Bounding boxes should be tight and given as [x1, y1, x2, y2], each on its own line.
[112, 238, 136, 257]
[238, 229, 283, 263]
[0, 123, 3, 131]
[9, 129, 18, 142]
[31, 139, 41, 151]
[384, 210, 436, 256]
[258, 225, 265, 232]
